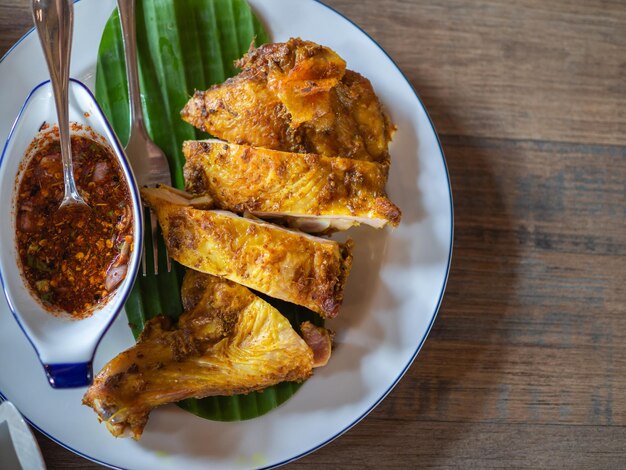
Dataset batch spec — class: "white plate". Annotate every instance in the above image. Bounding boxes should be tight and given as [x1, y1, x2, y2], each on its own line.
[0, 0, 453, 468]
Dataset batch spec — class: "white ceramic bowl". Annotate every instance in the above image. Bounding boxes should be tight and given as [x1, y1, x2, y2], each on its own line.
[0, 79, 143, 389]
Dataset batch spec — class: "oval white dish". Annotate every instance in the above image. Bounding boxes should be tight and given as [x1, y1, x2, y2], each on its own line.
[0, 79, 143, 388]
[0, 0, 453, 468]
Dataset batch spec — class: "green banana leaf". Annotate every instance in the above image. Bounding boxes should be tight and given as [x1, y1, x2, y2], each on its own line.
[95, 0, 321, 421]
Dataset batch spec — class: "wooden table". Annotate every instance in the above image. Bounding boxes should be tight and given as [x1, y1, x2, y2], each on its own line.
[1, 0, 625, 468]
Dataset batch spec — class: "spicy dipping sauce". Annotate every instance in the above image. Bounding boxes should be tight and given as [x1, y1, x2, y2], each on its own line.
[15, 133, 133, 318]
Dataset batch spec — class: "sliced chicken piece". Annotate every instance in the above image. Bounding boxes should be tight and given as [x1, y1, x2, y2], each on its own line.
[183, 140, 401, 233]
[181, 38, 394, 163]
[141, 186, 353, 318]
[83, 270, 314, 439]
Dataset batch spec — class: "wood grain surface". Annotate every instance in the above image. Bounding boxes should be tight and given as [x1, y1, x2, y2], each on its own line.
[1, 0, 625, 468]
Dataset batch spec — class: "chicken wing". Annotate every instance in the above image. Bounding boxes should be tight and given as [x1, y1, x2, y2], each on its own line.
[183, 140, 401, 232]
[83, 270, 314, 439]
[181, 38, 394, 163]
[141, 186, 353, 318]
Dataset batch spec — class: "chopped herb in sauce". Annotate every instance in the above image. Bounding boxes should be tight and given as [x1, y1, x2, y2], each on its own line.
[15, 135, 133, 318]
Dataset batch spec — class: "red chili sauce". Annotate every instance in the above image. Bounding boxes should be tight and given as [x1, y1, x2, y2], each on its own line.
[15, 135, 133, 318]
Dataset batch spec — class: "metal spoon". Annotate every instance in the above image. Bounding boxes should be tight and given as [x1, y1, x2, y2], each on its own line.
[32, 0, 89, 210]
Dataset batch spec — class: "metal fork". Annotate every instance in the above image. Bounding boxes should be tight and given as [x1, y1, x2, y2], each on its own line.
[117, 0, 172, 275]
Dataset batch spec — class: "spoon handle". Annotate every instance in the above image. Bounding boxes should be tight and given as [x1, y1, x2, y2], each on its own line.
[32, 0, 81, 204]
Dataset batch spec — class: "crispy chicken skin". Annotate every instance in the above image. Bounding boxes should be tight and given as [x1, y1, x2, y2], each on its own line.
[181, 38, 394, 163]
[83, 271, 314, 439]
[141, 186, 353, 318]
[183, 140, 401, 232]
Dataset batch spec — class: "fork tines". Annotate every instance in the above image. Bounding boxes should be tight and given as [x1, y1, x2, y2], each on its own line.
[141, 203, 171, 277]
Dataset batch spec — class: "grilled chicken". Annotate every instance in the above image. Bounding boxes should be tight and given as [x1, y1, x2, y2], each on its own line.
[183, 140, 401, 233]
[181, 38, 394, 163]
[83, 270, 315, 439]
[141, 186, 353, 318]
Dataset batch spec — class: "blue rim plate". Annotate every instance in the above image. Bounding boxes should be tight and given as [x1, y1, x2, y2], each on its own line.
[0, 1, 453, 468]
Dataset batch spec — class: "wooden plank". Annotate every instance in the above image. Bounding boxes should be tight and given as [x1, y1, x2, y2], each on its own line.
[325, 0, 626, 146]
[420, 136, 626, 426]
[0, 0, 30, 56]
[288, 419, 626, 469]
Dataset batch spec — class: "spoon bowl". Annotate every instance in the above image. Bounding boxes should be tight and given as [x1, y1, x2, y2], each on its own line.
[0, 79, 143, 388]
[33, 0, 90, 213]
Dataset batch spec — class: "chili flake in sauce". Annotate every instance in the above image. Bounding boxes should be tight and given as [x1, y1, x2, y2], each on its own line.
[15, 135, 133, 318]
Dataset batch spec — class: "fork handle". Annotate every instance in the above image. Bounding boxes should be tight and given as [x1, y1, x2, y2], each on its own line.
[117, 0, 149, 139]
